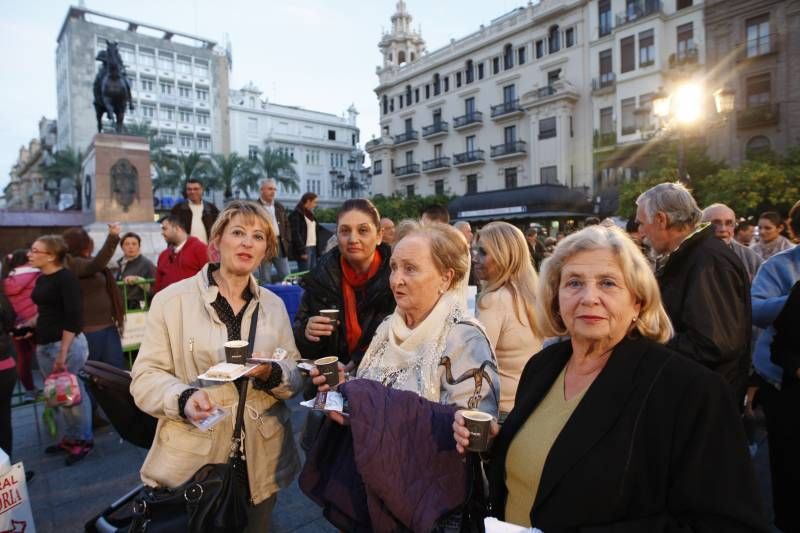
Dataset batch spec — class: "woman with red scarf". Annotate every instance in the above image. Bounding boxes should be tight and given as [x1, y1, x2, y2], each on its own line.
[292, 199, 394, 368]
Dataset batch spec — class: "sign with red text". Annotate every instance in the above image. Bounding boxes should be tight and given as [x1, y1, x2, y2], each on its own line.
[0, 463, 35, 533]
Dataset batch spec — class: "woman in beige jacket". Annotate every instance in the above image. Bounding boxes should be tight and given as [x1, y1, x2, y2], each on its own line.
[131, 201, 303, 531]
[473, 222, 543, 418]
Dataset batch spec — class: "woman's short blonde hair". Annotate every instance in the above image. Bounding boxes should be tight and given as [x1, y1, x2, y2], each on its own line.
[209, 200, 278, 261]
[536, 225, 673, 343]
[35, 235, 68, 264]
[395, 220, 470, 287]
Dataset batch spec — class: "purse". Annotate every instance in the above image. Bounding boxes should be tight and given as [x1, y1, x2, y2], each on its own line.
[43, 370, 82, 407]
[129, 303, 260, 533]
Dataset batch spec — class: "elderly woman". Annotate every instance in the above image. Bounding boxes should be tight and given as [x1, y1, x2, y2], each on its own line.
[131, 201, 303, 531]
[454, 225, 767, 531]
[473, 222, 542, 417]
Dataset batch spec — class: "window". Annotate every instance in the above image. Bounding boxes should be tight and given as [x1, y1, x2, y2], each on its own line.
[425, 84, 430, 99]
[600, 107, 614, 134]
[599, 49, 613, 84]
[194, 60, 209, 77]
[248, 117, 258, 135]
[196, 87, 208, 101]
[535, 40, 544, 59]
[415, 88, 419, 103]
[466, 174, 478, 194]
[177, 55, 192, 74]
[466, 135, 476, 153]
[118, 44, 135, 65]
[433, 74, 441, 96]
[745, 136, 771, 157]
[373, 160, 383, 175]
[504, 125, 516, 144]
[621, 36, 635, 73]
[248, 145, 259, 160]
[140, 77, 154, 92]
[399, 93, 404, 109]
[677, 23, 694, 58]
[179, 109, 193, 123]
[503, 84, 516, 103]
[160, 132, 175, 145]
[140, 104, 155, 118]
[389, 98, 394, 112]
[493, 57, 500, 74]
[158, 52, 174, 70]
[405, 150, 413, 165]
[406, 184, 415, 198]
[565, 27, 575, 47]
[548, 69, 560, 86]
[746, 73, 771, 107]
[444, 76, 449, 92]
[456, 72, 462, 88]
[433, 109, 442, 125]
[518, 47, 526, 65]
[382, 95, 388, 114]
[548, 26, 560, 54]
[406, 85, 412, 106]
[599, 0, 612, 37]
[539, 117, 556, 139]
[746, 15, 771, 57]
[677, 0, 692, 9]
[541, 166, 558, 184]
[178, 84, 192, 98]
[139, 48, 155, 67]
[637, 93, 653, 130]
[466, 60, 474, 83]
[505, 168, 518, 189]
[434, 179, 445, 195]
[161, 106, 175, 121]
[404, 118, 413, 132]
[179, 135, 193, 149]
[477, 63, 484, 79]
[197, 136, 210, 152]
[621, 97, 637, 134]
[160, 82, 173, 95]
[196, 112, 209, 126]
[434, 143, 443, 158]
[328, 129, 336, 141]
[639, 30, 655, 67]
[504, 44, 514, 70]
[465, 97, 476, 115]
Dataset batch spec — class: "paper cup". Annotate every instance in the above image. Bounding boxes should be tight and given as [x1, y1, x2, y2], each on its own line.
[314, 356, 340, 387]
[462, 410, 493, 452]
[224, 340, 249, 365]
[319, 309, 340, 325]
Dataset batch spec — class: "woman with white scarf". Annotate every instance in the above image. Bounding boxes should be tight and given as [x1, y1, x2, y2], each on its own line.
[313, 220, 499, 421]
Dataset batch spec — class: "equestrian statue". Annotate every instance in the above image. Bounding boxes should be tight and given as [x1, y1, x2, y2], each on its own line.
[93, 41, 134, 133]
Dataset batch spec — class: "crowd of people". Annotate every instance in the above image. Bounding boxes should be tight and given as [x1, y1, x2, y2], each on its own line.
[1, 178, 799, 531]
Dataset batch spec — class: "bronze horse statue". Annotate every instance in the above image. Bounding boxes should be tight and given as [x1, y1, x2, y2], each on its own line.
[93, 41, 134, 133]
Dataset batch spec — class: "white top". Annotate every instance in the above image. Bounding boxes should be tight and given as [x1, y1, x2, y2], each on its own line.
[305, 216, 316, 247]
[261, 201, 279, 236]
[188, 202, 207, 243]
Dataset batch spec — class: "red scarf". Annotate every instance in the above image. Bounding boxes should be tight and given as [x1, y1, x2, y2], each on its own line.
[340, 250, 382, 354]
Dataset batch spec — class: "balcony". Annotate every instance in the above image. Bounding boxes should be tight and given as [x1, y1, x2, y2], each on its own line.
[615, 0, 662, 27]
[736, 104, 779, 130]
[453, 150, 485, 167]
[393, 130, 419, 146]
[536, 86, 556, 98]
[422, 157, 451, 172]
[490, 141, 527, 160]
[491, 99, 524, 120]
[591, 73, 616, 93]
[737, 34, 779, 62]
[453, 111, 483, 130]
[668, 46, 699, 69]
[422, 121, 449, 139]
[593, 130, 617, 150]
[394, 163, 420, 178]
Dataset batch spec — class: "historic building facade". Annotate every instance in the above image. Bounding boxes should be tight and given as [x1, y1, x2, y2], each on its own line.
[229, 83, 365, 208]
[3, 118, 61, 210]
[56, 6, 230, 157]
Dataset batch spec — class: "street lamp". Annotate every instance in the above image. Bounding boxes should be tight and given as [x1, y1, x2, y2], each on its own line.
[330, 149, 372, 199]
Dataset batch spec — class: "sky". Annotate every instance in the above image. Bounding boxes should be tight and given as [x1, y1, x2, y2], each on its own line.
[0, 0, 528, 190]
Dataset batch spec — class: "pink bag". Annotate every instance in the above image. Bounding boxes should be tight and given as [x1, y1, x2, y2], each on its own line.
[43, 370, 82, 407]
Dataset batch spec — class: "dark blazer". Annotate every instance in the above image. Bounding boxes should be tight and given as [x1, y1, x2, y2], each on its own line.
[170, 200, 219, 240]
[288, 207, 318, 260]
[486, 337, 768, 532]
[257, 199, 292, 258]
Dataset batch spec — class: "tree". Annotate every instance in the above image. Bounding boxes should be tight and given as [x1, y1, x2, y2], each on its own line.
[205, 153, 255, 202]
[42, 148, 83, 210]
[126, 120, 178, 197]
[255, 147, 299, 195]
[313, 193, 456, 224]
[172, 152, 209, 189]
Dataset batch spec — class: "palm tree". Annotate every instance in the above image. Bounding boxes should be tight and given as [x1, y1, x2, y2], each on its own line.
[256, 147, 300, 195]
[126, 120, 178, 198]
[172, 151, 209, 188]
[42, 148, 83, 210]
[205, 153, 255, 202]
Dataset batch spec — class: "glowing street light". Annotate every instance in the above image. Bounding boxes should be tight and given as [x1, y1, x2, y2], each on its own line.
[672, 83, 703, 125]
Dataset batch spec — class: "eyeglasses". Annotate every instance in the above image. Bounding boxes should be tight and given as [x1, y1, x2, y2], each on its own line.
[29, 248, 50, 255]
[711, 220, 735, 228]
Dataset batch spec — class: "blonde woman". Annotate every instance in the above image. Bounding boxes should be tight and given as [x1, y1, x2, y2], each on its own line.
[473, 222, 543, 416]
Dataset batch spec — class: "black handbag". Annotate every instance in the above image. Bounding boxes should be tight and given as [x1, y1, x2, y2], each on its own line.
[129, 304, 260, 533]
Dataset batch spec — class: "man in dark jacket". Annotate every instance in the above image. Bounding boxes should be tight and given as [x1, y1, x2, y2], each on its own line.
[636, 182, 751, 402]
[169, 178, 219, 244]
[256, 178, 293, 283]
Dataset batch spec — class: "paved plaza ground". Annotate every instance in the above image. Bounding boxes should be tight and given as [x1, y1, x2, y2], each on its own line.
[10, 394, 335, 533]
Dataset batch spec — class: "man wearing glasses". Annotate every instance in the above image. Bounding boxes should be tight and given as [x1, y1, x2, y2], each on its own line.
[154, 215, 208, 293]
[702, 203, 763, 281]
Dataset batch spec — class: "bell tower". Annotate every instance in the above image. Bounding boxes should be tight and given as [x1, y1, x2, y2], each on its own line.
[378, 0, 425, 68]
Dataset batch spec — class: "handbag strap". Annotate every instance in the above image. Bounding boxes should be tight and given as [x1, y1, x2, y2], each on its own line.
[230, 302, 259, 457]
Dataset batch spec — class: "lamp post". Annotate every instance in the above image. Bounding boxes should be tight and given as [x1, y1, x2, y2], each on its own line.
[330, 149, 371, 199]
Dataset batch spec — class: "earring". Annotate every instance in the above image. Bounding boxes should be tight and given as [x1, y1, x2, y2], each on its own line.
[632, 316, 638, 323]
[438, 288, 445, 295]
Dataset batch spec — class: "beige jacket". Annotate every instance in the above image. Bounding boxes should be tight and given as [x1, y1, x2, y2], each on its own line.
[130, 265, 303, 504]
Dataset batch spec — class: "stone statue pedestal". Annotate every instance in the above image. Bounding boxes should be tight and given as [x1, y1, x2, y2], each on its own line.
[82, 134, 163, 266]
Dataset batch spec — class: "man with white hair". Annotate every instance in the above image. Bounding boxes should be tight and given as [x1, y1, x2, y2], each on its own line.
[701, 203, 763, 280]
[636, 182, 751, 402]
[453, 220, 473, 244]
[256, 178, 293, 283]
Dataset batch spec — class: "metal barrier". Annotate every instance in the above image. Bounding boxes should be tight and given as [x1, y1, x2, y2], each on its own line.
[116, 278, 154, 369]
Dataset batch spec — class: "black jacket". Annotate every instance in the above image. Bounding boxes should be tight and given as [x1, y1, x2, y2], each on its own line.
[257, 199, 292, 259]
[657, 224, 751, 399]
[487, 337, 768, 532]
[0, 288, 16, 361]
[293, 243, 394, 366]
[771, 280, 800, 388]
[170, 200, 219, 240]
[288, 207, 318, 259]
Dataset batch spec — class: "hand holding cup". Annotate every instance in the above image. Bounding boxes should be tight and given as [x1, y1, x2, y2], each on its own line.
[305, 314, 336, 342]
[453, 410, 500, 454]
[310, 361, 348, 426]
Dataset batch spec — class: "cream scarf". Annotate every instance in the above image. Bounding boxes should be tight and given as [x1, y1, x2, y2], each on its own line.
[357, 291, 465, 402]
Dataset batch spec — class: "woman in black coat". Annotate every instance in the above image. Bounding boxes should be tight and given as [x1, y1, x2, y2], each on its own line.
[293, 199, 394, 368]
[454, 225, 767, 531]
[288, 192, 320, 272]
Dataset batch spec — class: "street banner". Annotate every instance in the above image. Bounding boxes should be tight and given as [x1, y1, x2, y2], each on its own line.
[0, 462, 36, 533]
